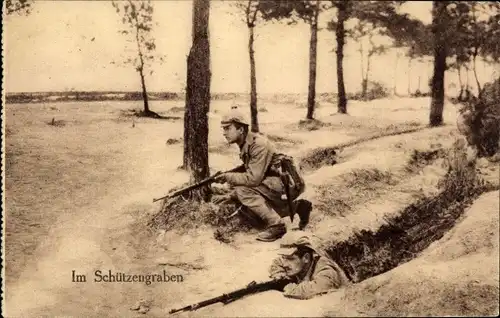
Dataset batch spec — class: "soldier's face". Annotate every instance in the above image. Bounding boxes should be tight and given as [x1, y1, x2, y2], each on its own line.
[222, 124, 243, 144]
[281, 254, 309, 277]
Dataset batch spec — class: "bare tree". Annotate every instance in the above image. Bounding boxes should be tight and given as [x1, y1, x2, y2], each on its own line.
[328, 1, 407, 112]
[467, 4, 490, 98]
[234, 0, 261, 132]
[112, 0, 163, 117]
[349, 20, 390, 100]
[393, 50, 403, 96]
[259, 0, 323, 119]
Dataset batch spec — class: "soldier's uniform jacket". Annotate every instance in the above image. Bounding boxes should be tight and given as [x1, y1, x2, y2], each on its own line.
[269, 254, 350, 300]
[224, 132, 283, 194]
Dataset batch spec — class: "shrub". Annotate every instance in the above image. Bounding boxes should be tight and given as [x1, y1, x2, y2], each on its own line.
[457, 78, 500, 157]
[350, 81, 390, 101]
[410, 89, 431, 98]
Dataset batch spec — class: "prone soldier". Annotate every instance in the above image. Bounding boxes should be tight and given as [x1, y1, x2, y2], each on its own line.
[269, 231, 351, 299]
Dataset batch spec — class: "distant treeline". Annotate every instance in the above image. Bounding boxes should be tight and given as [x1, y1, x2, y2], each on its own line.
[4, 91, 343, 105]
[5, 91, 182, 104]
[5, 91, 265, 104]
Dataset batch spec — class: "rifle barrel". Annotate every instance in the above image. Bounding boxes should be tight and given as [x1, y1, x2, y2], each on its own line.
[153, 164, 244, 203]
[153, 177, 215, 202]
[167, 278, 288, 315]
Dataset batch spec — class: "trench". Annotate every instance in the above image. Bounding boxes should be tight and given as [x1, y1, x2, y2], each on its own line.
[324, 165, 497, 284]
[150, 133, 449, 243]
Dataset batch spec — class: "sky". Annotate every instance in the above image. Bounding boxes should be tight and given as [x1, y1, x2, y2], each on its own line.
[3, 0, 498, 94]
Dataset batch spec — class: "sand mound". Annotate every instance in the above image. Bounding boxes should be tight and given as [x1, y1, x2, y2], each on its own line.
[313, 168, 398, 219]
[424, 190, 499, 261]
[336, 191, 499, 317]
[296, 119, 332, 131]
[264, 133, 302, 146]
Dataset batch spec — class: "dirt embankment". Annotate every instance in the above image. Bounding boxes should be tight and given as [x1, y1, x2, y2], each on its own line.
[332, 190, 499, 317]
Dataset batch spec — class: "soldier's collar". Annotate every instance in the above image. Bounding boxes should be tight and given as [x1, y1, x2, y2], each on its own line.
[239, 132, 255, 153]
[302, 254, 320, 282]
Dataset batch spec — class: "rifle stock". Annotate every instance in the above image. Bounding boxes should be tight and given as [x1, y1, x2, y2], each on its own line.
[153, 165, 244, 203]
[168, 278, 289, 315]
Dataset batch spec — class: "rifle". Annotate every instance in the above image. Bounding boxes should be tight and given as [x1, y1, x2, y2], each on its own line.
[280, 172, 295, 223]
[168, 278, 289, 315]
[153, 165, 244, 203]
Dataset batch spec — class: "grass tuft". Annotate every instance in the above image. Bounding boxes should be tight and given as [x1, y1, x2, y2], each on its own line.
[406, 148, 447, 172]
[297, 119, 331, 131]
[314, 168, 398, 218]
[119, 108, 181, 120]
[148, 188, 254, 243]
[300, 147, 338, 171]
[47, 118, 66, 127]
[166, 138, 182, 145]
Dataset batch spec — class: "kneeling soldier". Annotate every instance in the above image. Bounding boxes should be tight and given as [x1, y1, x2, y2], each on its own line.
[212, 106, 312, 242]
[269, 231, 350, 299]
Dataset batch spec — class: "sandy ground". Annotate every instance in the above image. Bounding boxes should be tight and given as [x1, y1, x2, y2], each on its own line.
[4, 97, 499, 317]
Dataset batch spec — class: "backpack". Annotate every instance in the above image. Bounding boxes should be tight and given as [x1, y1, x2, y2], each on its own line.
[275, 153, 306, 200]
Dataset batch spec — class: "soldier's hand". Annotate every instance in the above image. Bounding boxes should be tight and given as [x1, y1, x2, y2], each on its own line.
[211, 194, 232, 205]
[269, 257, 289, 280]
[270, 271, 288, 280]
[213, 172, 227, 184]
[283, 282, 299, 298]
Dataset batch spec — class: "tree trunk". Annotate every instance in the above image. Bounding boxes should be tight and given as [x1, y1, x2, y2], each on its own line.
[183, 0, 211, 186]
[183, 91, 190, 169]
[306, 1, 319, 120]
[336, 1, 348, 114]
[429, 1, 448, 127]
[359, 43, 366, 100]
[457, 66, 464, 101]
[133, 18, 150, 115]
[139, 68, 150, 113]
[361, 79, 368, 100]
[407, 58, 412, 96]
[364, 53, 372, 100]
[393, 53, 399, 96]
[248, 25, 259, 132]
[472, 51, 482, 98]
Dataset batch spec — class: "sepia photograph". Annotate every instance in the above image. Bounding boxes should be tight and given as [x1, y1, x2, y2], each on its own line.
[2, 0, 499, 317]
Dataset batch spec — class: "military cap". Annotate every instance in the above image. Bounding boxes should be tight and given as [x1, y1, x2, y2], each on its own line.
[221, 105, 249, 127]
[277, 231, 323, 257]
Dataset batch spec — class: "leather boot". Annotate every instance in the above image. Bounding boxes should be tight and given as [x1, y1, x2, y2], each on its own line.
[256, 223, 287, 242]
[294, 199, 312, 230]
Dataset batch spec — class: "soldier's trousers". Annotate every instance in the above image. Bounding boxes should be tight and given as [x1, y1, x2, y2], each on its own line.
[233, 185, 290, 227]
[215, 175, 298, 228]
